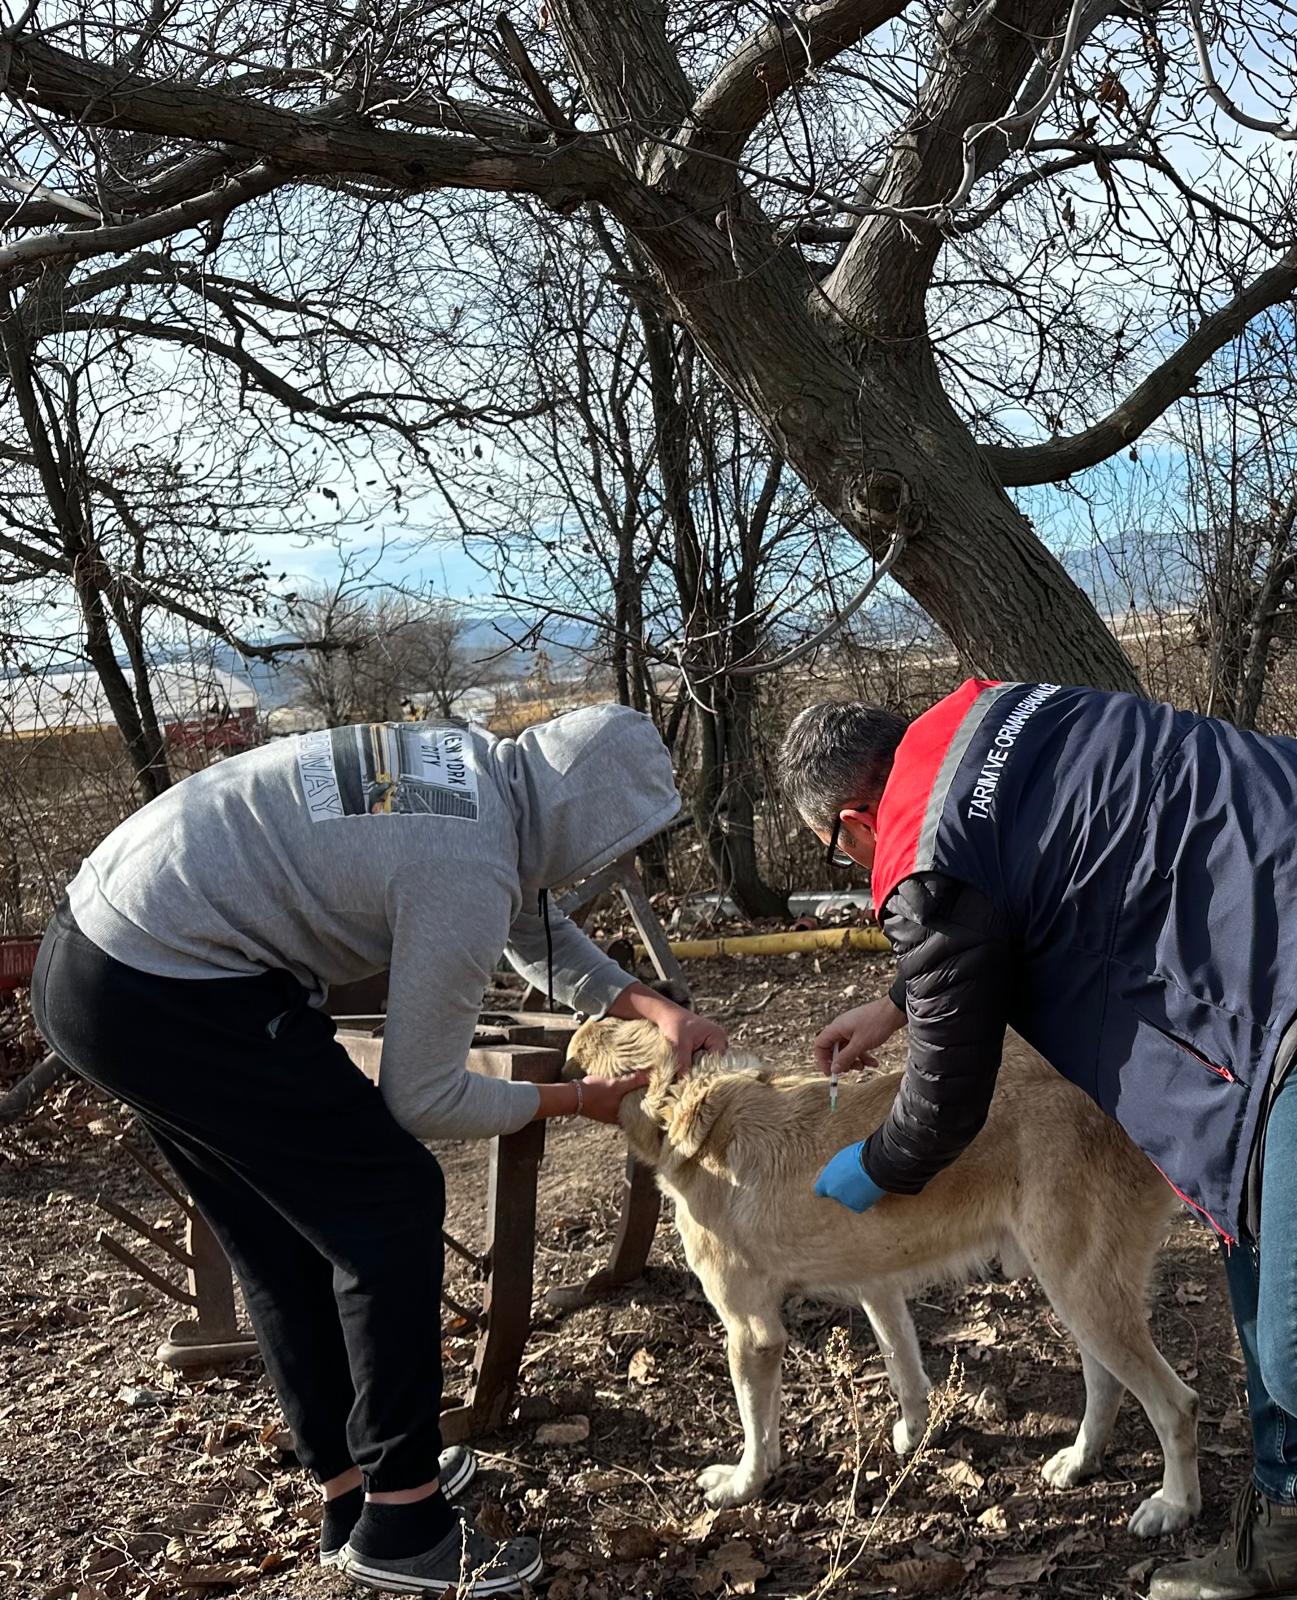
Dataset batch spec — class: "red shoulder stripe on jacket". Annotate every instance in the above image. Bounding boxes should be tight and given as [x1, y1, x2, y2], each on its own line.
[871, 679, 1002, 921]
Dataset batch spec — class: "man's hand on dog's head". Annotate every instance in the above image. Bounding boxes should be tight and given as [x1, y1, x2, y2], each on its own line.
[606, 980, 729, 1075]
[814, 996, 907, 1074]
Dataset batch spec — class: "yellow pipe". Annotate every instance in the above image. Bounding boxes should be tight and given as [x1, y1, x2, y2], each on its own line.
[636, 926, 891, 960]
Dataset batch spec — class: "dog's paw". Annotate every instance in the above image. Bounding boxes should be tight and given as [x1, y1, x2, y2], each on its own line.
[1041, 1443, 1100, 1489]
[891, 1414, 925, 1456]
[696, 1463, 762, 1508]
[1127, 1492, 1198, 1539]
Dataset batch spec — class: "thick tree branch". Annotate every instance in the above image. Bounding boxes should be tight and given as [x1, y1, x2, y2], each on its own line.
[0, 197, 64, 229]
[0, 164, 279, 276]
[0, 171, 100, 220]
[822, 0, 1072, 331]
[549, 0, 694, 174]
[681, 0, 907, 175]
[984, 245, 1297, 486]
[0, 34, 623, 256]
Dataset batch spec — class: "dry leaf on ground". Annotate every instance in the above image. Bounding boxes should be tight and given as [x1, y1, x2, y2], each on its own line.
[694, 1539, 769, 1595]
[877, 1553, 965, 1595]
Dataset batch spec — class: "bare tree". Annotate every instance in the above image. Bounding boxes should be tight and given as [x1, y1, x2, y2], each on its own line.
[5, 3, 1297, 691]
[286, 586, 487, 724]
[400, 603, 484, 718]
[1180, 317, 1297, 730]
[430, 215, 851, 914]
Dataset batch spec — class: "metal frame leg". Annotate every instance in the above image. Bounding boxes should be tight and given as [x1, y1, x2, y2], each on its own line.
[157, 1212, 258, 1369]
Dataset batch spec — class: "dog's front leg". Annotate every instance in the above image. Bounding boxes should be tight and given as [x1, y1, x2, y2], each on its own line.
[697, 1308, 787, 1508]
[860, 1286, 933, 1456]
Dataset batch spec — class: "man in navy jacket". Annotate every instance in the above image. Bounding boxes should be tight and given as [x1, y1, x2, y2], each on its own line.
[782, 683, 1297, 1600]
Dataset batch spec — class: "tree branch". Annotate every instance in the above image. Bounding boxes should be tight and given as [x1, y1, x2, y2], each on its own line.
[984, 245, 1297, 486]
[0, 164, 280, 277]
[1186, 0, 1297, 142]
[725, 526, 907, 677]
[822, 0, 1074, 330]
[0, 170, 101, 221]
[0, 34, 623, 263]
[681, 0, 907, 176]
[549, 0, 694, 173]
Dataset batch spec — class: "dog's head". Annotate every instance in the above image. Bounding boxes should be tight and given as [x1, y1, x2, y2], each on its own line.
[565, 1013, 768, 1168]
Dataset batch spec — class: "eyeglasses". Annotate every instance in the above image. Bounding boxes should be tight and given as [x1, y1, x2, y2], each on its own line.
[825, 815, 855, 869]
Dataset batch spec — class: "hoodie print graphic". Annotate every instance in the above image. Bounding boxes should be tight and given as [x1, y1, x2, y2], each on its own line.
[297, 724, 479, 823]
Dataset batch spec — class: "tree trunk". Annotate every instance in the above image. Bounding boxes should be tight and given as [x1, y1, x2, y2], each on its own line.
[613, 199, 1143, 692]
[75, 575, 170, 801]
[109, 596, 172, 796]
[694, 679, 788, 922]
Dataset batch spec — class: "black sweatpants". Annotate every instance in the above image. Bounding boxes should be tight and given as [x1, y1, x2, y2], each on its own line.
[32, 902, 446, 1491]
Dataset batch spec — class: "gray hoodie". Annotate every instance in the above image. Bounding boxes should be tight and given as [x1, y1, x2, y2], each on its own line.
[67, 704, 680, 1141]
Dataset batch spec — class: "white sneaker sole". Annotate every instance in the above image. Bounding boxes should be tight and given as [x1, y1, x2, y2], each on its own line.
[339, 1547, 543, 1596]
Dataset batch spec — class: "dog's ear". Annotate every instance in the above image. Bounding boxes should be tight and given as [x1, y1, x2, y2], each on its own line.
[662, 1079, 727, 1160]
[649, 975, 693, 1009]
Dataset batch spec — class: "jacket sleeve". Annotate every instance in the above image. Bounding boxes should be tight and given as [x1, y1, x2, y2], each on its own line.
[861, 872, 1013, 1194]
[504, 899, 636, 1017]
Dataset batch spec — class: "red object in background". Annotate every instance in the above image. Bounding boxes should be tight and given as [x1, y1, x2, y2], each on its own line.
[164, 706, 260, 753]
[0, 936, 41, 992]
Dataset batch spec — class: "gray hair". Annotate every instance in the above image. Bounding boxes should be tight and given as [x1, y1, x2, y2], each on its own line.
[777, 701, 910, 831]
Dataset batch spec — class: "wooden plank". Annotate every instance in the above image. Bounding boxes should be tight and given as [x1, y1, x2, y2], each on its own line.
[465, 1119, 546, 1432]
[465, 1043, 565, 1084]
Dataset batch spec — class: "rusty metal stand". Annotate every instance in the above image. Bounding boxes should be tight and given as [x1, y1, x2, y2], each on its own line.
[95, 1145, 259, 1369]
[338, 1010, 580, 1440]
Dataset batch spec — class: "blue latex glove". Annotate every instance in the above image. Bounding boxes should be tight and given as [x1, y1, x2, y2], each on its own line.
[815, 1141, 888, 1213]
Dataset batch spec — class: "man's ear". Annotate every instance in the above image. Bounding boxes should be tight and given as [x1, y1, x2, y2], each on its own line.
[840, 805, 878, 835]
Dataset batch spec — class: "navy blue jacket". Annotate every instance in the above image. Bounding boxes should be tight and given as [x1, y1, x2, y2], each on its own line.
[866, 679, 1297, 1242]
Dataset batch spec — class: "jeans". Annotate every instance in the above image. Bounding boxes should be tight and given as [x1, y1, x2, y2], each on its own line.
[1223, 1068, 1297, 1503]
[32, 902, 447, 1492]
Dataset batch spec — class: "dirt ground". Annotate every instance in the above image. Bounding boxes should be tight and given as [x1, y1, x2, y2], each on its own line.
[0, 950, 1251, 1600]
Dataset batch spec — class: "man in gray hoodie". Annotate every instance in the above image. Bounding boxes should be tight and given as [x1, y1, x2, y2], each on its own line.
[32, 704, 724, 1597]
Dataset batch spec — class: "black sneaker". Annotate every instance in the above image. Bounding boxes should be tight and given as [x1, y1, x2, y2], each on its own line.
[339, 1513, 543, 1595]
[320, 1446, 478, 1567]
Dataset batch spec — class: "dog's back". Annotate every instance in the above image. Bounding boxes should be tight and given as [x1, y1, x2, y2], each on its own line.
[653, 1035, 1175, 1306]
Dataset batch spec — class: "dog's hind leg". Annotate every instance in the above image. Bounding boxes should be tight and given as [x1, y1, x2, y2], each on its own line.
[694, 1286, 787, 1509]
[859, 1285, 933, 1456]
[1029, 1256, 1200, 1538]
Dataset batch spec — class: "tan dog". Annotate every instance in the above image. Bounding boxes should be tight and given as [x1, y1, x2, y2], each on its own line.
[565, 1020, 1200, 1537]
